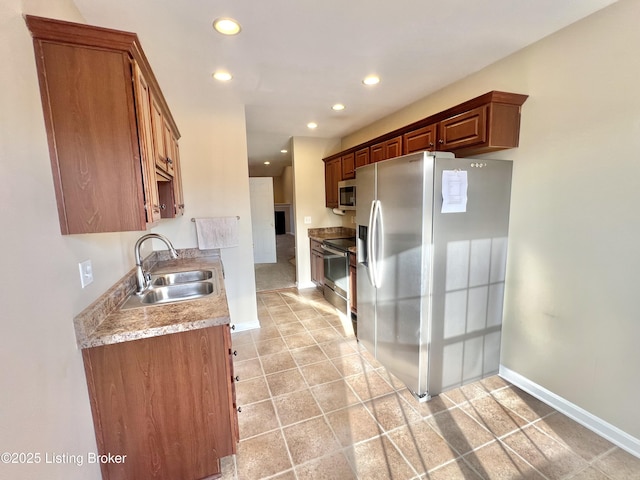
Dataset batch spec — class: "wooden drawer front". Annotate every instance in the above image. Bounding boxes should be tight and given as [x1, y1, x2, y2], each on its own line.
[404, 124, 436, 154]
[439, 106, 487, 150]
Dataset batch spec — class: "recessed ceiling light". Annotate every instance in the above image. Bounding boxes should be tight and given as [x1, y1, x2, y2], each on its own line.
[332, 104, 345, 111]
[363, 75, 380, 86]
[213, 71, 232, 81]
[307, 122, 318, 129]
[264, 161, 270, 165]
[213, 17, 241, 35]
[281, 149, 288, 153]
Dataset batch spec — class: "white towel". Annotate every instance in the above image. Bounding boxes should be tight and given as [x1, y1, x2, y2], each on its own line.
[194, 217, 239, 249]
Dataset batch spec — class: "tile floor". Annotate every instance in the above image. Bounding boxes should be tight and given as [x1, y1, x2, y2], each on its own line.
[224, 288, 640, 480]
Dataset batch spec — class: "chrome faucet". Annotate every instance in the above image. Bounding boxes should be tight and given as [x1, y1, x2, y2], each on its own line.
[134, 233, 179, 294]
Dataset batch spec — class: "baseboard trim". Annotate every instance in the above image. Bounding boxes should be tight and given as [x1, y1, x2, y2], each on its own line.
[231, 319, 260, 332]
[296, 280, 317, 290]
[499, 365, 640, 458]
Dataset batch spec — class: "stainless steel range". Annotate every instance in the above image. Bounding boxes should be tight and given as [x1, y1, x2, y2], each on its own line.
[321, 237, 355, 315]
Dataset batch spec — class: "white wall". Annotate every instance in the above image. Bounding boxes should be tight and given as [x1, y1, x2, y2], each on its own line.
[0, 1, 258, 479]
[343, 0, 640, 442]
[292, 137, 342, 288]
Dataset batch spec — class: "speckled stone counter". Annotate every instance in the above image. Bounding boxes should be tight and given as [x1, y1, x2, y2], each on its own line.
[308, 226, 356, 242]
[73, 249, 230, 349]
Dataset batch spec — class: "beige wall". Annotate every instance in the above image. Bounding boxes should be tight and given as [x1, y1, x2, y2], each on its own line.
[344, 0, 640, 441]
[0, 1, 257, 478]
[291, 137, 342, 288]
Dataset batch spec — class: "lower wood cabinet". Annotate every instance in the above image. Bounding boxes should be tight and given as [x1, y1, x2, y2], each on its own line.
[310, 239, 325, 286]
[82, 325, 238, 480]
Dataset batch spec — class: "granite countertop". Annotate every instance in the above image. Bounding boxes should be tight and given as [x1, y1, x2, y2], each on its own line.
[308, 227, 356, 242]
[74, 249, 230, 349]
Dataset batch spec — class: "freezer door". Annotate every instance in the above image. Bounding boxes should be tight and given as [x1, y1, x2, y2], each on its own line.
[355, 163, 376, 355]
[374, 152, 434, 396]
[429, 157, 512, 394]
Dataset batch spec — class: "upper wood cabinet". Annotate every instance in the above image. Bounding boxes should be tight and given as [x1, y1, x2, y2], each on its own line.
[403, 124, 437, 154]
[341, 152, 355, 180]
[355, 147, 370, 169]
[324, 157, 341, 208]
[371, 135, 402, 162]
[25, 15, 183, 234]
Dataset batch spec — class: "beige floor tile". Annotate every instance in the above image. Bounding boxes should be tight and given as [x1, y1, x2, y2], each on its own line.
[293, 308, 322, 320]
[345, 436, 416, 480]
[276, 321, 308, 336]
[290, 344, 329, 366]
[492, 386, 556, 423]
[567, 467, 613, 480]
[326, 403, 382, 447]
[236, 430, 292, 480]
[238, 399, 279, 439]
[427, 459, 483, 480]
[593, 448, 640, 480]
[251, 325, 282, 342]
[387, 420, 459, 474]
[283, 417, 341, 465]
[273, 388, 321, 426]
[236, 376, 271, 406]
[233, 342, 258, 362]
[255, 337, 289, 356]
[346, 369, 395, 401]
[265, 304, 292, 315]
[464, 440, 545, 479]
[231, 330, 254, 346]
[260, 351, 297, 374]
[300, 316, 332, 330]
[319, 338, 358, 358]
[295, 451, 357, 480]
[427, 408, 495, 455]
[271, 311, 300, 325]
[283, 331, 317, 349]
[299, 360, 342, 386]
[533, 412, 616, 462]
[331, 353, 374, 377]
[260, 295, 288, 308]
[478, 375, 510, 393]
[462, 394, 529, 437]
[233, 357, 263, 382]
[268, 470, 297, 480]
[364, 392, 422, 432]
[502, 425, 589, 479]
[311, 379, 361, 413]
[266, 368, 306, 397]
[311, 326, 344, 344]
[397, 390, 452, 418]
[442, 383, 489, 406]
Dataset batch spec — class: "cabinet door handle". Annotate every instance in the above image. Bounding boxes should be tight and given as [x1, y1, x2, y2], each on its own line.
[237, 407, 242, 413]
[166, 157, 173, 165]
[438, 139, 444, 144]
[233, 350, 238, 356]
[160, 203, 166, 210]
[234, 375, 240, 382]
[231, 324, 236, 331]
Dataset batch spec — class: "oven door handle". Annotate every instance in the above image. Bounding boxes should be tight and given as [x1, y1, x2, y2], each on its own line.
[321, 244, 348, 257]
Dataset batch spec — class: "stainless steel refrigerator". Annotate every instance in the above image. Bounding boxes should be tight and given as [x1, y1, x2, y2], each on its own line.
[356, 151, 512, 400]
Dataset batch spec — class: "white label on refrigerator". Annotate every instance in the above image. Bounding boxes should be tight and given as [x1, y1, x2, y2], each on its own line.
[441, 170, 468, 213]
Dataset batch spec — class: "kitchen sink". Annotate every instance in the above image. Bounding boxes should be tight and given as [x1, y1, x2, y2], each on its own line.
[150, 269, 213, 286]
[120, 274, 217, 310]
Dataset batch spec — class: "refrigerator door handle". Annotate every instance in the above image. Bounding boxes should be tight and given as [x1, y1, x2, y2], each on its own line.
[366, 200, 376, 287]
[372, 200, 383, 287]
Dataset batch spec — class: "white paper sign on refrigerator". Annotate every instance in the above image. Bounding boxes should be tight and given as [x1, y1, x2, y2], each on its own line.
[441, 170, 468, 213]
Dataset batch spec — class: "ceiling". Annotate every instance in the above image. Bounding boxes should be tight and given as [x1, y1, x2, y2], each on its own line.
[74, 0, 617, 176]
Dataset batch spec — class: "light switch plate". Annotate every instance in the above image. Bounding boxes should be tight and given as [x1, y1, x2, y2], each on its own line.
[304, 216, 312, 224]
[79, 260, 93, 288]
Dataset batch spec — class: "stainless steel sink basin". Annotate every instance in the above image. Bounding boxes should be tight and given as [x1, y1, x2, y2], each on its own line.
[150, 269, 213, 286]
[120, 274, 217, 310]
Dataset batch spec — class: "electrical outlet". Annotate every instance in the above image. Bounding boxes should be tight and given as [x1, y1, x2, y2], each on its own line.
[304, 216, 312, 224]
[79, 260, 93, 288]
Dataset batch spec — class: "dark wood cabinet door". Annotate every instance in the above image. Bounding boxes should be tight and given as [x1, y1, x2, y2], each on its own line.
[341, 152, 355, 179]
[386, 136, 402, 158]
[404, 124, 437, 154]
[438, 105, 487, 151]
[324, 158, 341, 207]
[83, 326, 235, 480]
[355, 147, 370, 169]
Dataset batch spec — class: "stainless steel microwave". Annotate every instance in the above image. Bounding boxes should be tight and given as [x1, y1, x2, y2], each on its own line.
[338, 179, 356, 210]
